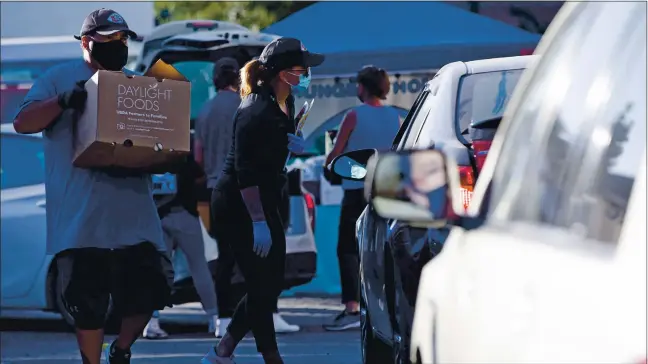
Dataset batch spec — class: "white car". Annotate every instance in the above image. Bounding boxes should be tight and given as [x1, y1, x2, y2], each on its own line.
[1, 121, 317, 325]
[0, 124, 215, 326]
[364, 2, 646, 363]
[131, 19, 276, 74]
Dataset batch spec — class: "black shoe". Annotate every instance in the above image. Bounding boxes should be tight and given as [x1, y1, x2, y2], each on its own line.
[103, 341, 131, 364]
[322, 309, 361, 331]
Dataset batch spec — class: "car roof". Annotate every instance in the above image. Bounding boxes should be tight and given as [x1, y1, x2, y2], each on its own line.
[0, 123, 42, 138]
[142, 30, 278, 71]
[142, 20, 249, 43]
[424, 55, 539, 90]
[161, 30, 278, 50]
[464, 55, 539, 74]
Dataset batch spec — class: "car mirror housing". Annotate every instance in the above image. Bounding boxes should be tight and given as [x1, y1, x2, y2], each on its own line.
[368, 149, 466, 225]
[329, 148, 377, 181]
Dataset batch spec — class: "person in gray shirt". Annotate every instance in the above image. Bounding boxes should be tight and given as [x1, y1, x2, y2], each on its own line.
[195, 57, 242, 189]
[12, 9, 173, 364]
[194, 58, 242, 337]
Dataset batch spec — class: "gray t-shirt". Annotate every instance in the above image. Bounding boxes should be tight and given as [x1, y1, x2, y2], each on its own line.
[194, 90, 241, 188]
[16, 59, 166, 255]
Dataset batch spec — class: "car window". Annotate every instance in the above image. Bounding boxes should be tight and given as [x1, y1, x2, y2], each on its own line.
[1, 134, 44, 189]
[1, 86, 30, 123]
[140, 38, 168, 68]
[1, 61, 57, 123]
[172, 61, 216, 120]
[392, 89, 428, 150]
[410, 75, 450, 149]
[456, 69, 525, 143]
[489, 2, 646, 244]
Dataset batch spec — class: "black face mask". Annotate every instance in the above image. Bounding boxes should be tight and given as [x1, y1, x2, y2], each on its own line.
[90, 40, 128, 71]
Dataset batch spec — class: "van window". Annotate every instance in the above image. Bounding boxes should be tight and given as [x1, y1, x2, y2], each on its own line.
[488, 2, 646, 244]
[172, 61, 216, 120]
[1, 134, 44, 189]
[455, 69, 525, 143]
[1, 86, 29, 123]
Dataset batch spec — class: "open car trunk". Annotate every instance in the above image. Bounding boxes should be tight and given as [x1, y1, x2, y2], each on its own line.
[144, 32, 276, 204]
[151, 33, 317, 298]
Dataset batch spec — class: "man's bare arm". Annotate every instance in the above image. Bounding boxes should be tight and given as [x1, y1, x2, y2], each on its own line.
[13, 97, 63, 134]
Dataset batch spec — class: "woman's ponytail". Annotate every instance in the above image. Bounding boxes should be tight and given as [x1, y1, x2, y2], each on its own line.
[240, 59, 264, 97]
[358, 65, 392, 100]
[378, 69, 390, 99]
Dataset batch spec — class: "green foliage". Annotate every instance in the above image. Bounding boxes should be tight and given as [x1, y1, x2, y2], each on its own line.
[154, 1, 315, 30]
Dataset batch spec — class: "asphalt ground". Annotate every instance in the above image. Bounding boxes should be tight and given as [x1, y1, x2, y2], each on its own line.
[1, 297, 362, 364]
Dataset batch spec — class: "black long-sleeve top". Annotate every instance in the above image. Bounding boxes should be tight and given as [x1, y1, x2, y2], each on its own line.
[215, 85, 295, 211]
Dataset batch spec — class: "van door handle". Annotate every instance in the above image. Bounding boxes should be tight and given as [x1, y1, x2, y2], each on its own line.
[36, 200, 46, 208]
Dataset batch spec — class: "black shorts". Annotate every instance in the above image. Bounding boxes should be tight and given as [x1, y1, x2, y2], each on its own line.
[56, 242, 174, 330]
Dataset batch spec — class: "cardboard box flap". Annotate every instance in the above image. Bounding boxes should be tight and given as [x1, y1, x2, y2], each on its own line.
[144, 59, 189, 82]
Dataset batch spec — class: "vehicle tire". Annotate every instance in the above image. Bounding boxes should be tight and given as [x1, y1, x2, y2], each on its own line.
[54, 274, 120, 334]
[360, 298, 391, 364]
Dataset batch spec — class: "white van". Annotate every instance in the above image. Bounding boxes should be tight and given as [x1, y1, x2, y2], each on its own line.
[364, 2, 646, 363]
[131, 20, 253, 73]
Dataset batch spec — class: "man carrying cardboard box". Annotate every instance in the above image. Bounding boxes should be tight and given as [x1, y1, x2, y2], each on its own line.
[13, 9, 173, 364]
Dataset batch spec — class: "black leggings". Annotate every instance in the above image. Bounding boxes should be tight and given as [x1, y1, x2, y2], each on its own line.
[337, 189, 366, 304]
[212, 185, 289, 317]
[213, 240, 280, 317]
[211, 188, 286, 353]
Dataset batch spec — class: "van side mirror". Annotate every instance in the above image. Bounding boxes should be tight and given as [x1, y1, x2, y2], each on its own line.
[329, 148, 377, 181]
[368, 149, 464, 225]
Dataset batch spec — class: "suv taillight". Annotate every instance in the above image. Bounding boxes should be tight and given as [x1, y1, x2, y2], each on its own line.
[457, 166, 475, 211]
[304, 192, 316, 233]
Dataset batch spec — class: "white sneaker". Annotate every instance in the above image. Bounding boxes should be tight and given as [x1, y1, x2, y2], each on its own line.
[209, 317, 230, 338]
[201, 347, 236, 364]
[273, 313, 300, 333]
[143, 317, 168, 339]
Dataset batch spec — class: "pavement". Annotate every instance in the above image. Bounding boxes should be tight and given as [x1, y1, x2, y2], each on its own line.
[0, 296, 361, 364]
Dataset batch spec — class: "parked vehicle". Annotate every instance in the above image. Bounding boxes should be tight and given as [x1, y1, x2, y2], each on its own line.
[144, 30, 317, 295]
[131, 20, 256, 73]
[0, 124, 215, 328]
[329, 55, 536, 363]
[365, 2, 646, 363]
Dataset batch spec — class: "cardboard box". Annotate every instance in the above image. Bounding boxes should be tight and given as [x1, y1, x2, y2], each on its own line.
[73, 61, 191, 170]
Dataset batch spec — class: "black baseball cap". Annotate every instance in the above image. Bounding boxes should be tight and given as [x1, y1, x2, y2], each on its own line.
[74, 9, 137, 40]
[259, 37, 325, 71]
[213, 57, 240, 76]
[213, 57, 240, 83]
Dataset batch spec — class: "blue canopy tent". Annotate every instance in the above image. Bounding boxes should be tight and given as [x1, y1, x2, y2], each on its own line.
[263, 2, 541, 75]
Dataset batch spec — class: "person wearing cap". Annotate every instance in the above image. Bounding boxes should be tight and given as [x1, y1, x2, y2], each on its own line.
[323, 65, 401, 331]
[202, 38, 324, 364]
[194, 57, 301, 338]
[12, 9, 173, 364]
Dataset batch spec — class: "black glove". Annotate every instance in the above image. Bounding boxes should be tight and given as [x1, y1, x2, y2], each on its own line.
[58, 81, 88, 112]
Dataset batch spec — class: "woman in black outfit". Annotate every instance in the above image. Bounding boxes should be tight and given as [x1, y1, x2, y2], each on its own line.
[201, 38, 324, 364]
